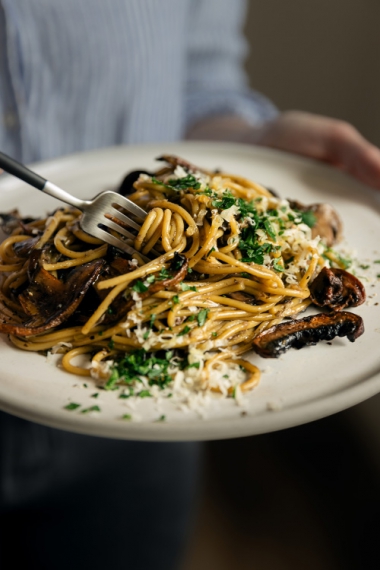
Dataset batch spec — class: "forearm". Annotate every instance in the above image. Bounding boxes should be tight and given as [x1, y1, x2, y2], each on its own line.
[185, 114, 258, 144]
[185, 110, 380, 190]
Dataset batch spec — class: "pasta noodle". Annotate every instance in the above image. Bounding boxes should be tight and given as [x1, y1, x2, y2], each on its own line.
[0, 157, 332, 404]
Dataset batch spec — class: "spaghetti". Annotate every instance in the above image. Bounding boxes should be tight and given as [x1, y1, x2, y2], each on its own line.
[0, 156, 335, 403]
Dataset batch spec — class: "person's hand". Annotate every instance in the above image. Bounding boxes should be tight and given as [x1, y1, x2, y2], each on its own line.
[186, 110, 380, 190]
[249, 111, 380, 190]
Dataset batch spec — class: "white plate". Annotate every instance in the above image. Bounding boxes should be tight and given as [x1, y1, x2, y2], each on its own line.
[1, 142, 380, 441]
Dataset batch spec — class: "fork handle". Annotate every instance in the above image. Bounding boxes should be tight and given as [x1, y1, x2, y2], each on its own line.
[0, 151, 84, 209]
[0, 151, 46, 190]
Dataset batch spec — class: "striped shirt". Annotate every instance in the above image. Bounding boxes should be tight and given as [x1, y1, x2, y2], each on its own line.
[0, 0, 277, 164]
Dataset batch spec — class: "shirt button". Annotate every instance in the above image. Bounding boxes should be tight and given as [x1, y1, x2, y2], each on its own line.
[3, 111, 18, 129]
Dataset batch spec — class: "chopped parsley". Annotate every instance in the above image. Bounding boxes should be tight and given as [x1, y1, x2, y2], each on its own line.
[186, 362, 200, 369]
[263, 219, 276, 241]
[237, 197, 258, 219]
[152, 174, 200, 191]
[177, 325, 191, 336]
[168, 174, 201, 190]
[300, 210, 317, 228]
[151, 176, 173, 190]
[145, 274, 156, 284]
[107, 349, 172, 390]
[138, 390, 152, 398]
[197, 308, 209, 327]
[91, 393, 99, 398]
[239, 225, 274, 264]
[180, 282, 198, 292]
[336, 253, 352, 269]
[172, 295, 180, 304]
[212, 189, 236, 210]
[64, 402, 81, 411]
[121, 414, 132, 421]
[156, 415, 166, 422]
[273, 258, 285, 272]
[81, 405, 101, 414]
[157, 267, 170, 280]
[132, 280, 148, 293]
[199, 188, 217, 198]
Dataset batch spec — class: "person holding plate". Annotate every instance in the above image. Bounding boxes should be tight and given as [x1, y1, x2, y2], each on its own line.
[0, 1, 379, 569]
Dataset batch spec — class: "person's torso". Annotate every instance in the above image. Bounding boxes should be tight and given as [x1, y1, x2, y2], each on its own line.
[0, 0, 192, 162]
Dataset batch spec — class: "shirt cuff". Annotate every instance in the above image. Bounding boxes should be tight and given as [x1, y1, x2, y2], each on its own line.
[185, 88, 279, 129]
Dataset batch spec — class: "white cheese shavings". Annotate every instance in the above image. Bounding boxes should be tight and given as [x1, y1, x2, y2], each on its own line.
[220, 204, 240, 222]
[90, 359, 114, 380]
[51, 342, 73, 354]
[173, 165, 188, 179]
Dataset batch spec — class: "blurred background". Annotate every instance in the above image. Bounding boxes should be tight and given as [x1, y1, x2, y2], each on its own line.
[181, 2, 380, 569]
[245, 0, 380, 147]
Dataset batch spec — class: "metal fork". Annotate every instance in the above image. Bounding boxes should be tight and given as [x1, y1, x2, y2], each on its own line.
[0, 150, 149, 260]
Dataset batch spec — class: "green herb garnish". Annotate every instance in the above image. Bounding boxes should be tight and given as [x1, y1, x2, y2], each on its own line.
[273, 258, 285, 272]
[197, 308, 209, 327]
[186, 362, 200, 369]
[132, 280, 148, 293]
[167, 174, 201, 191]
[300, 210, 317, 228]
[64, 402, 81, 411]
[81, 405, 101, 414]
[139, 390, 152, 398]
[157, 267, 170, 280]
[180, 282, 198, 292]
[177, 325, 191, 336]
[108, 349, 172, 390]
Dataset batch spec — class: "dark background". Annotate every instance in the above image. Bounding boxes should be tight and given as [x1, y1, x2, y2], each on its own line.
[245, 0, 380, 147]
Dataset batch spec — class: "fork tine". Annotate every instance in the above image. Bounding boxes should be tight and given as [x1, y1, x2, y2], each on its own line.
[106, 192, 147, 220]
[101, 219, 138, 242]
[92, 226, 150, 262]
[107, 207, 142, 232]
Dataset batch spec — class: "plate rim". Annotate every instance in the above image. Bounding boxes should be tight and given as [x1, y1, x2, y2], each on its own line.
[0, 141, 379, 441]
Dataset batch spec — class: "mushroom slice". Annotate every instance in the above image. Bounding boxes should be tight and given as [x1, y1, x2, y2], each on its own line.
[118, 170, 153, 196]
[252, 312, 364, 358]
[0, 211, 38, 235]
[310, 267, 366, 312]
[0, 259, 104, 336]
[288, 201, 343, 246]
[155, 155, 210, 175]
[107, 253, 189, 321]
